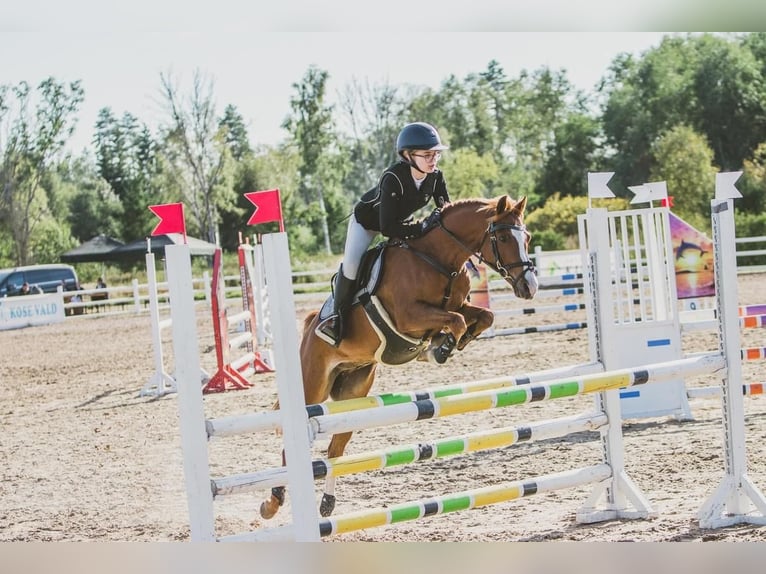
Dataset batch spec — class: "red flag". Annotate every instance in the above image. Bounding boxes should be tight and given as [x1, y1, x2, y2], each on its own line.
[660, 196, 675, 208]
[245, 189, 284, 232]
[149, 203, 187, 240]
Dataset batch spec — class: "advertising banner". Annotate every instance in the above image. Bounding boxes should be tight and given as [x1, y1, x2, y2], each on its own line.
[0, 292, 65, 330]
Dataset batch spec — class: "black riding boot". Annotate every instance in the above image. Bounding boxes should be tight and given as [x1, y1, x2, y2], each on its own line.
[315, 267, 356, 347]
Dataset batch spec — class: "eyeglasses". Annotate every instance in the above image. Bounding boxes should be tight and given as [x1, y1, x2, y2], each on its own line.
[411, 151, 442, 162]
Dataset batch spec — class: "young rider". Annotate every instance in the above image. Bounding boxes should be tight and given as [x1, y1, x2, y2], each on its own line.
[315, 121, 451, 347]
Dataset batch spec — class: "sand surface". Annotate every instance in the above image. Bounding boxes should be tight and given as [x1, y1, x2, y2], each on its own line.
[2, 273, 766, 542]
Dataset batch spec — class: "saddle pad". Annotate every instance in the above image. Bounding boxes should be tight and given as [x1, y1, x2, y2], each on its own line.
[360, 292, 428, 366]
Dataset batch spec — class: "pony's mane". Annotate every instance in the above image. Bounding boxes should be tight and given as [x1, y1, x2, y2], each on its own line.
[444, 196, 518, 219]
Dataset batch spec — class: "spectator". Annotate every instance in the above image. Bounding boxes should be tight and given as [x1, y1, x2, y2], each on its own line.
[70, 283, 83, 303]
[91, 277, 109, 312]
[21, 282, 43, 295]
[69, 282, 84, 316]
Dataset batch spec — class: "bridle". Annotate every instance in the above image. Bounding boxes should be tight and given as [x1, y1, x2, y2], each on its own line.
[393, 213, 537, 308]
[439, 219, 537, 290]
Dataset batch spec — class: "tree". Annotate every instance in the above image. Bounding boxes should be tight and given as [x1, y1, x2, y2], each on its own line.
[690, 34, 766, 171]
[439, 148, 499, 200]
[0, 78, 84, 265]
[219, 104, 252, 161]
[738, 142, 766, 215]
[600, 33, 766, 191]
[282, 66, 338, 254]
[57, 154, 123, 242]
[93, 108, 162, 240]
[649, 125, 717, 232]
[158, 69, 232, 244]
[539, 111, 602, 199]
[337, 77, 407, 196]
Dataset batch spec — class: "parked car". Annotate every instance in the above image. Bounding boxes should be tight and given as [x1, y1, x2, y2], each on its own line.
[0, 264, 79, 297]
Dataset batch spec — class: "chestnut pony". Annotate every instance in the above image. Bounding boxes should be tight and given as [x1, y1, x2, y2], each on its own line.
[260, 195, 538, 520]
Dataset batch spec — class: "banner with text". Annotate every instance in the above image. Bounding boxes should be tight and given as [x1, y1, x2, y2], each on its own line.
[0, 292, 65, 331]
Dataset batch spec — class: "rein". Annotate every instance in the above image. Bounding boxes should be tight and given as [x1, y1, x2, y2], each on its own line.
[436, 219, 536, 292]
[393, 215, 535, 308]
[394, 241, 458, 307]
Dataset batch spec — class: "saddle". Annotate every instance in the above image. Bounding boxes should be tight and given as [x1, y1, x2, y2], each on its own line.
[317, 243, 429, 365]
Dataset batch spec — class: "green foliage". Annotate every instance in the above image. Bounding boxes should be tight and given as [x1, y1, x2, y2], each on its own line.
[739, 142, 766, 214]
[440, 149, 499, 200]
[649, 124, 717, 232]
[525, 193, 631, 240]
[282, 66, 340, 255]
[28, 216, 76, 264]
[0, 77, 84, 265]
[601, 33, 766, 192]
[93, 109, 162, 241]
[538, 111, 603, 200]
[531, 228, 566, 251]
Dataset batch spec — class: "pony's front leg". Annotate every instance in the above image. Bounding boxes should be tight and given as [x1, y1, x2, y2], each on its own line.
[396, 305, 468, 364]
[427, 304, 493, 363]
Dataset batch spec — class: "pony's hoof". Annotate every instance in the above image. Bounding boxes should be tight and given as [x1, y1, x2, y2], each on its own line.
[320, 494, 336, 517]
[433, 334, 456, 364]
[260, 499, 278, 519]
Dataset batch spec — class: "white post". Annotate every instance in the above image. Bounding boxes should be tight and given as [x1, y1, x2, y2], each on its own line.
[140, 251, 176, 397]
[261, 232, 320, 541]
[577, 208, 653, 522]
[698, 193, 766, 527]
[203, 271, 211, 307]
[132, 278, 141, 314]
[166, 244, 216, 541]
[253, 241, 272, 348]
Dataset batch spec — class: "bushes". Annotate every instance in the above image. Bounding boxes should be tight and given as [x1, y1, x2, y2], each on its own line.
[525, 193, 631, 245]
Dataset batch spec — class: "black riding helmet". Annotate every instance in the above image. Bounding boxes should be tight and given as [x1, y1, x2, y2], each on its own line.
[396, 122, 448, 168]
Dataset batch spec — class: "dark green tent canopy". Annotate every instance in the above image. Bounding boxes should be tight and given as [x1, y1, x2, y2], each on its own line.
[107, 233, 218, 261]
[60, 234, 125, 263]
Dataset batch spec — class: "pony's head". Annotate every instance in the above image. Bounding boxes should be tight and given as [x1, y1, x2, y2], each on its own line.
[485, 195, 538, 300]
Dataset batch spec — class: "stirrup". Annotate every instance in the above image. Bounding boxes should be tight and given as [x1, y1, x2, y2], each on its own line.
[315, 314, 341, 347]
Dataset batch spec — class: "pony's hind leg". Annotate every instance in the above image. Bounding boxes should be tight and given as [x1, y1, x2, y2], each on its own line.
[320, 431, 354, 517]
[260, 485, 285, 519]
[259, 448, 287, 519]
[320, 364, 377, 517]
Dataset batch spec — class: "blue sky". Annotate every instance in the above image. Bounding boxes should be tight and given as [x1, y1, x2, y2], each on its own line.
[0, 5, 696, 153]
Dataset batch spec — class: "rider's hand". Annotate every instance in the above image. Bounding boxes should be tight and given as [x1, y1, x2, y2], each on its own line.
[420, 209, 442, 234]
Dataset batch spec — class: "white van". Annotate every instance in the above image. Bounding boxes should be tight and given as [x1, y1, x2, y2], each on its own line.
[0, 264, 79, 297]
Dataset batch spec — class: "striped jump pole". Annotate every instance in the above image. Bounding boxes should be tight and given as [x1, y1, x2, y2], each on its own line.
[490, 286, 584, 303]
[482, 321, 587, 338]
[307, 354, 724, 440]
[211, 411, 608, 497]
[740, 304, 766, 317]
[492, 302, 586, 318]
[489, 272, 584, 292]
[220, 464, 613, 541]
[687, 382, 765, 399]
[317, 465, 610, 538]
[206, 361, 605, 438]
